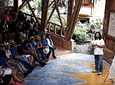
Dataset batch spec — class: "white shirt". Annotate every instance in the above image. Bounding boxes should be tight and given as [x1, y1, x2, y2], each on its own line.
[92, 39, 105, 55]
[4, 49, 11, 59]
[46, 38, 53, 47]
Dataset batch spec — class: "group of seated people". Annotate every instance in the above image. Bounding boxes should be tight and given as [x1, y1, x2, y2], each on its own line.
[0, 9, 57, 85]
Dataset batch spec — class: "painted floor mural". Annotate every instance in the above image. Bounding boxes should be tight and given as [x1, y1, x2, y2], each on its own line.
[24, 53, 113, 85]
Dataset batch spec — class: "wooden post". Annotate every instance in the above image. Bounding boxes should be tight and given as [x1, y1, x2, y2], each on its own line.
[41, 0, 49, 31]
[14, 0, 18, 12]
[66, 0, 83, 40]
[48, 23, 50, 32]
[67, 0, 74, 30]
[54, 25, 56, 34]
[54, 0, 66, 37]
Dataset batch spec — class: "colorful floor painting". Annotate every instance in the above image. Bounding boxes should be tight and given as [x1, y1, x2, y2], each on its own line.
[24, 53, 113, 85]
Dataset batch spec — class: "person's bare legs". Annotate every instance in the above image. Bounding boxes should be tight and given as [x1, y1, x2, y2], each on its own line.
[11, 69, 21, 82]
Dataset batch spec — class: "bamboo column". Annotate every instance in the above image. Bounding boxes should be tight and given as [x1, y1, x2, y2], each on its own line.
[41, 0, 49, 31]
[14, 0, 18, 12]
[66, 0, 83, 40]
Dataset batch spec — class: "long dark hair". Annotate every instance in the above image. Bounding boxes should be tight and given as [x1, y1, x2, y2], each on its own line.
[94, 32, 102, 40]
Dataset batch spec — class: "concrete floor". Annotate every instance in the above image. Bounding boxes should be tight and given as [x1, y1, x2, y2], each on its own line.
[24, 50, 114, 85]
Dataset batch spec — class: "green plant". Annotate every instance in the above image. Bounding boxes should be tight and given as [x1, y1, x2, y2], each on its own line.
[88, 43, 94, 54]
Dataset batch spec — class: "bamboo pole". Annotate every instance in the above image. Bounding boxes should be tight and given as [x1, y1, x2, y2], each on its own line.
[66, 0, 83, 40]
[27, 1, 39, 23]
[67, 0, 74, 39]
[54, 0, 66, 37]
[41, 0, 49, 31]
[45, 0, 59, 28]
[48, 1, 54, 7]
[18, 1, 26, 10]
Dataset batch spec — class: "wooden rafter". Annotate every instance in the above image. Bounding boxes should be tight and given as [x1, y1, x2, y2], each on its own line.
[27, 1, 39, 23]
[18, 1, 26, 10]
[45, 0, 59, 28]
[48, 1, 54, 7]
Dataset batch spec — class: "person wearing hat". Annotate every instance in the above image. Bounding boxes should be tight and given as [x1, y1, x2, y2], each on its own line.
[10, 41, 32, 77]
[28, 37, 46, 66]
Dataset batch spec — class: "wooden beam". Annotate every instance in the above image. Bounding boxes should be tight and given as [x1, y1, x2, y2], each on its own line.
[41, 0, 49, 31]
[18, 1, 26, 10]
[27, 1, 40, 25]
[66, 0, 83, 40]
[45, 0, 59, 28]
[48, 1, 54, 7]
[19, 2, 28, 10]
[54, 0, 66, 37]
[14, 0, 18, 12]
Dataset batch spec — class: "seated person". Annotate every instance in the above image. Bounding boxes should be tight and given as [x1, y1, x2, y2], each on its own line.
[0, 50, 22, 83]
[28, 26, 38, 38]
[0, 20, 11, 43]
[46, 34, 56, 58]
[40, 35, 50, 59]
[18, 40, 33, 64]
[8, 42, 34, 71]
[10, 41, 32, 77]
[28, 37, 46, 66]
[18, 29, 28, 43]
[35, 35, 47, 61]
[2, 10, 12, 23]
[3, 75, 25, 85]
[30, 18, 35, 29]
[17, 11, 26, 22]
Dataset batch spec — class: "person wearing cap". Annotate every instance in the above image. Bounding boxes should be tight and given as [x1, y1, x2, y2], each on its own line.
[46, 34, 56, 59]
[28, 37, 46, 66]
[10, 41, 32, 77]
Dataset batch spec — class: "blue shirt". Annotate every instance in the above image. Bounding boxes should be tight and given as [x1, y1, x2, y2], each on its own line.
[28, 43, 35, 49]
[40, 39, 48, 47]
[0, 57, 8, 69]
[10, 47, 18, 56]
[19, 45, 28, 55]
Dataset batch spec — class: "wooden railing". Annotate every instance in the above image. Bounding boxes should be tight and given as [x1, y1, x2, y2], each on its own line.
[47, 22, 65, 38]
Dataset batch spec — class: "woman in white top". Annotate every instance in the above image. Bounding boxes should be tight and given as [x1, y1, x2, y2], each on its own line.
[92, 32, 105, 75]
[46, 34, 56, 59]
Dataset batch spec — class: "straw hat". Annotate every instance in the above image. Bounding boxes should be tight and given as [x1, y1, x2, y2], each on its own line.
[43, 48, 49, 54]
[3, 43, 11, 47]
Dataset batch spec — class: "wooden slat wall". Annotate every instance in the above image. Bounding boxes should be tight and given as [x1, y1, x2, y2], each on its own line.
[103, 0, 115, 64]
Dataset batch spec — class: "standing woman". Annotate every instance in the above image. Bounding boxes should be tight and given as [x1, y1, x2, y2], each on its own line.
[92, 32, 105, 75]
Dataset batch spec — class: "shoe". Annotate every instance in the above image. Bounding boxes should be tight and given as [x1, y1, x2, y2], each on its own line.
[30, 66, 34, 71]
[45, 59, 49, 62]
[53, 56, 56, 59]
[97, 72, 102, 75]
[24, 72, 28, 77]
[92, 70, 98, 73]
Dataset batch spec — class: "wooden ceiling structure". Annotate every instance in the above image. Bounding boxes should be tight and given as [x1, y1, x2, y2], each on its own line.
[13, 0, 83, 41]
